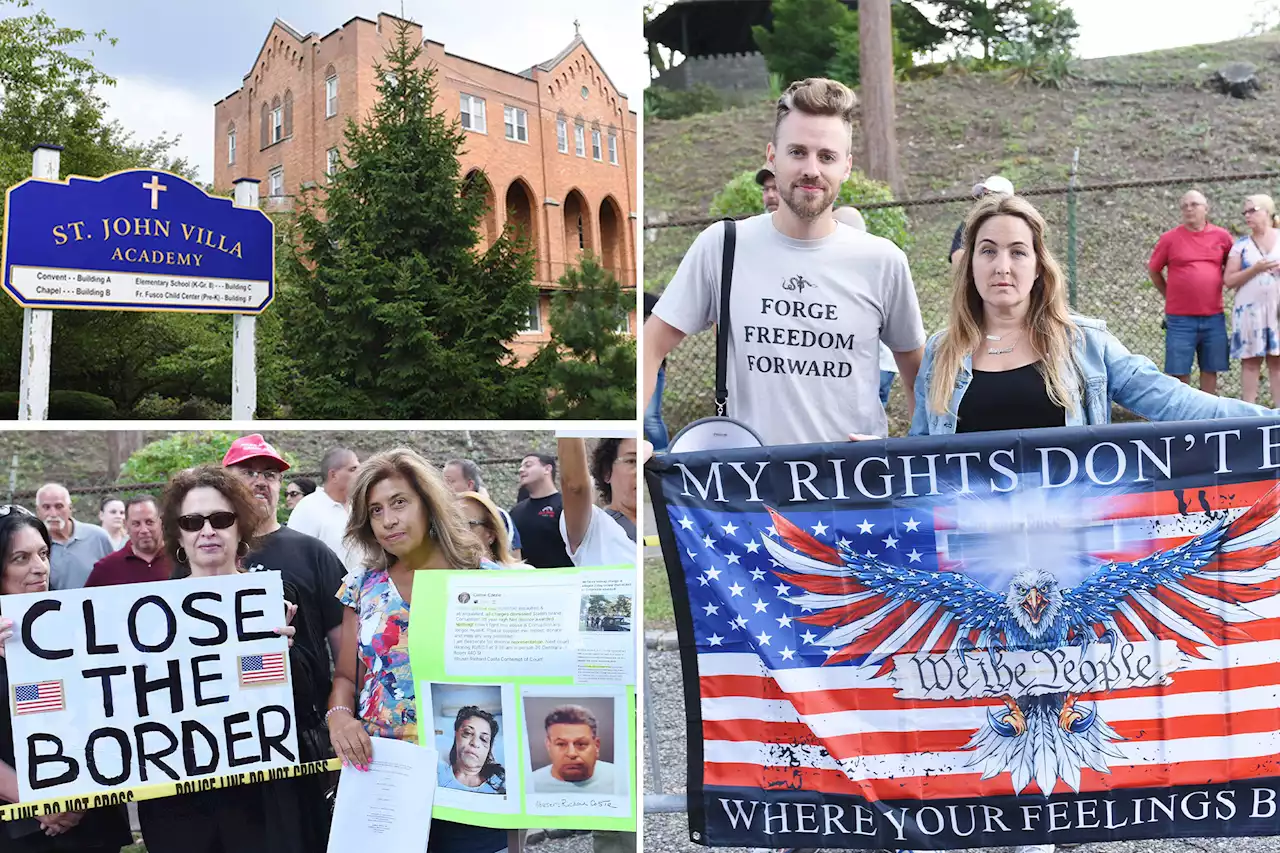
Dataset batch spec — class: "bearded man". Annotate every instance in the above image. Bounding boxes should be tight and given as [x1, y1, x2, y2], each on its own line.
[643, 78, 925, 445]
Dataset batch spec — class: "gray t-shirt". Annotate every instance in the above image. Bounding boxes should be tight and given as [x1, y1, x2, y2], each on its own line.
[49, 520, 115, 590]
[654, 215, 926, 445]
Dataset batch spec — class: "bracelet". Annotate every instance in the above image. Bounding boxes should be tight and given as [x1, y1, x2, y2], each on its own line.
[325, 706, 353, 724]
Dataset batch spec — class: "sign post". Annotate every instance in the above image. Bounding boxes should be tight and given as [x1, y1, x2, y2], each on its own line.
[17, 144, 61, 421]
[231, 178, 260, 421]
[4, 164, 275, 421]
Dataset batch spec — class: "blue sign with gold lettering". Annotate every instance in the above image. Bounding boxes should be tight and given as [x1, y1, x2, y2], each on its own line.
[2, 169, 273, 313]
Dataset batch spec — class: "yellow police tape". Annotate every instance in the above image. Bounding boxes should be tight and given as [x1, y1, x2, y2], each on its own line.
[642, 535, 659, 547]
[0, 757, 342, 820]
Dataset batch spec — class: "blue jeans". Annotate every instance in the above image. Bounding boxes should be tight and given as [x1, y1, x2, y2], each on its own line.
[879, 370, 896, 406]
[1165, 313, 1228, 376]
[645, 363, 670, 451]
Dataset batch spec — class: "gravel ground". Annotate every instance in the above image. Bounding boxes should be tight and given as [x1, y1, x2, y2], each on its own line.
[641, 648, 1280, 853]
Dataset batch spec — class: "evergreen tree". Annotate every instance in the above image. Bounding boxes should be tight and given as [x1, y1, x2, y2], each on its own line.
[533, 255, 636, 419]
[279, 21, 547, 418]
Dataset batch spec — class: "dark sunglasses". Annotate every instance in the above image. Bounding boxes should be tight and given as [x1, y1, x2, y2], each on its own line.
[286, 490, 303, 497]
[1245, 207, 1261, 215]
[177, 511, 238, 532]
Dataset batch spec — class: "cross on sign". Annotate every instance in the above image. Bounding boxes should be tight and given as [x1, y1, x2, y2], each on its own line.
[142, 175, 167, 210]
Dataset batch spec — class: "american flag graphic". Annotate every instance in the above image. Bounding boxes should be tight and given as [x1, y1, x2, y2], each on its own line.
[238, 652, 286, 686]
[13, 681, 63, 715]
[665, 478, 1280, 805]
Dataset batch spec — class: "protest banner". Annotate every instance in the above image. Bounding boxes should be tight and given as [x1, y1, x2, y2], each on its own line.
[646, 417, 1280, 849]
[406, 565, 637, 832]
[0, 572, 299, 817]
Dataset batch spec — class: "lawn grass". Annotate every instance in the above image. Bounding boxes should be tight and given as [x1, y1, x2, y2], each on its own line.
[644, 555, 675, 632]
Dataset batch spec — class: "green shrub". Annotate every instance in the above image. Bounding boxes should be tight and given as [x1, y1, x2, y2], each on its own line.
[709, 168, 911, 250]
[644, 85, 725, 120]
[0, 390, 116, 419]
[119, 432, 299, 484]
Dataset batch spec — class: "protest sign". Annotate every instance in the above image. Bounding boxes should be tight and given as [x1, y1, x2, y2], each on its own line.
[646, 417, 1280, 849]
[408, 565, 636, 832]
[0, 572, 299, 814]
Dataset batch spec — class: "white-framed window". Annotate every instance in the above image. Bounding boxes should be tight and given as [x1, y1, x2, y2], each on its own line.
[574, 122, 585, 157]
[504, 106, 528, 143]
[385, 71, 399, 87]
[617, 311, 631, 334]
[608, 131, 618, 165]
[325, 75, 338, 117]
[592, 129, 602, 161]
[270, 106, 283, 143]
[518, 297, 542, 333]
[227, 127, 236, 165]
[460, 93, 486, 133]
[268, 167, 284, 198]
[556, 118, 568, 153]
[326, 147, 340, 178]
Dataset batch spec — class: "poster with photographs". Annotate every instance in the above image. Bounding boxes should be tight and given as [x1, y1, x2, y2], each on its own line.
[409, 566, 636, 832]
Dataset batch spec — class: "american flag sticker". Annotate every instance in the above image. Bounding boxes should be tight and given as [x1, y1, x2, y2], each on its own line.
[238, 652, 287, 687]
[13, 681, 64, 715]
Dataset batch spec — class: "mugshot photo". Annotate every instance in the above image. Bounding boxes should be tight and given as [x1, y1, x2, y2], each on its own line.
[430, 683, 508, 796]
[523, 695, 624, 795]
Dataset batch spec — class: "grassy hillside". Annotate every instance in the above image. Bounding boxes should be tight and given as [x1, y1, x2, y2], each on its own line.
[0, 429, 557, 514]
[645, 34, 1280, 429]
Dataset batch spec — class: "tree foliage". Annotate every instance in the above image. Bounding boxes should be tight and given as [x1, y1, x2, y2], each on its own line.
[532, 255, 636, 420]
[278, 21, 546, 419]
[118, 431, 301, 483]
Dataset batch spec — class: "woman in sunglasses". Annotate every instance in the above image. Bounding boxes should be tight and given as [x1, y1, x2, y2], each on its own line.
[326, 449, 522, 853]
[284, 477, 316, 511]
[0, 505, 133, 853]
[457, 492, 525, 567]
[137, 466, 326, 853]
[1226, 193, 1280, 403]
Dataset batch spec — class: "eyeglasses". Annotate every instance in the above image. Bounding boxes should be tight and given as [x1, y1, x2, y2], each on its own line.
[1245, 208, 1261, 215]
[176, 511, 238, 532]
[286, 490, 303, 498]
[236, 469, 280, 483]
[0, 505, 33, 517]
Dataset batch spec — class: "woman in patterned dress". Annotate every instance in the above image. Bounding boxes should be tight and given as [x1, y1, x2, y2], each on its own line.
[1226, 194, 1280, 402]
[325, 448, 515, 853]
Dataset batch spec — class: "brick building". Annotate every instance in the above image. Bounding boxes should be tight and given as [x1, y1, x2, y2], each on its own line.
[213, 12, 637, 357]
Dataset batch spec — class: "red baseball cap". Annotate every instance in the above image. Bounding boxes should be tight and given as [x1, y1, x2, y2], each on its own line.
[222, 434, 290, 471]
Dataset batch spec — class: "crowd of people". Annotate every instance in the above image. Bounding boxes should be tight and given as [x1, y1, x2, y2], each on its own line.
[0, 432, 638, 853]
[641, 76, 1276, 853]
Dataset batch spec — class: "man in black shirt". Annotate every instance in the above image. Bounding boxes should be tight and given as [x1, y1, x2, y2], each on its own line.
[222, 434, 346, 712]
[509, 452, 573, 568]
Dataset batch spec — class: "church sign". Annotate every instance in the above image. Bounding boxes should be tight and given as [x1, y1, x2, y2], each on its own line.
[3, 170, 273, 313]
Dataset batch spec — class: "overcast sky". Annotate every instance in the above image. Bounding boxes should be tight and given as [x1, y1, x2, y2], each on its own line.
[31, 0, 643, 184]
[25, 0, 1280, 183]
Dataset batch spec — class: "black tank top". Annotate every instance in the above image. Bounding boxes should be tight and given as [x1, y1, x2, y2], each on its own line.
[956, 362, 1066, 433]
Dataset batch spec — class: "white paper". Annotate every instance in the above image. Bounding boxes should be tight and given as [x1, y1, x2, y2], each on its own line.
[575, 570, 636, 686]
[327, 737, 437, 850]
[444, 574, 580, 678]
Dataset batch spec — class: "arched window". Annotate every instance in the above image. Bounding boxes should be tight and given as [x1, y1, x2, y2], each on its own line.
[260, 102, 269, 148]
[227, 122, 237, 165]
[324, 65, 338, 117]
[270, 95, 283, 144]
[283, 90, 293, 138]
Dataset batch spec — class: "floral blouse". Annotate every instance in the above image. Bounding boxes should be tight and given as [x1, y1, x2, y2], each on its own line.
[338, 563, 500, 742]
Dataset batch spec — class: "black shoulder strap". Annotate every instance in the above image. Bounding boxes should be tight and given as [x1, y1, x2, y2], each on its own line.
[715, 218, 736, 417]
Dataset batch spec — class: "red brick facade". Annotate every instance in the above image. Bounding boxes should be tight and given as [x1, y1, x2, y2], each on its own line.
[213, 13, 637, 357]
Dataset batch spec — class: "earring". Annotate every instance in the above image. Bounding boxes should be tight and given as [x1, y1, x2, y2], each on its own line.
[429, 520, 439, 539]
[176, 546, 188, 564]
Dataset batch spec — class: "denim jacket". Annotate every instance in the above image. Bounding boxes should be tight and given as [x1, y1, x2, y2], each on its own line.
[909, 316, 1272, 436]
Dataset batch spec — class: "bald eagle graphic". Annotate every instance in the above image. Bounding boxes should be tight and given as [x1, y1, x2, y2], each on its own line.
[759, 486, 1280, 795]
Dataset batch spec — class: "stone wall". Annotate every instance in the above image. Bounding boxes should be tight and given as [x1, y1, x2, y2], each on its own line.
[653, 52, 770, 95]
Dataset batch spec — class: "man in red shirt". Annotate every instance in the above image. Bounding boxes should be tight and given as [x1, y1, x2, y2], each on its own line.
[1148, 189, 1235, 393]
[85, 495, 171, 586]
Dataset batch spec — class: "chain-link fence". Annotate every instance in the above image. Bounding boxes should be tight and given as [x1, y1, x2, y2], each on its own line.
[645, 163, 1280, 435]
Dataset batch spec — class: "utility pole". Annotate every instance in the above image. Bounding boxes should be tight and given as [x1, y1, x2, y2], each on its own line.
[858, 0, 903, 196]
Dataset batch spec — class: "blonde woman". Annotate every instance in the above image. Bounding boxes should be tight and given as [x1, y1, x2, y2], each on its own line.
[908, 194, 1272, 853]
[1225, 194, 1280, 402]
[325, 448, 518, 853]
[458, 491, 525, 566]
[910, 193, 1271, 438]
